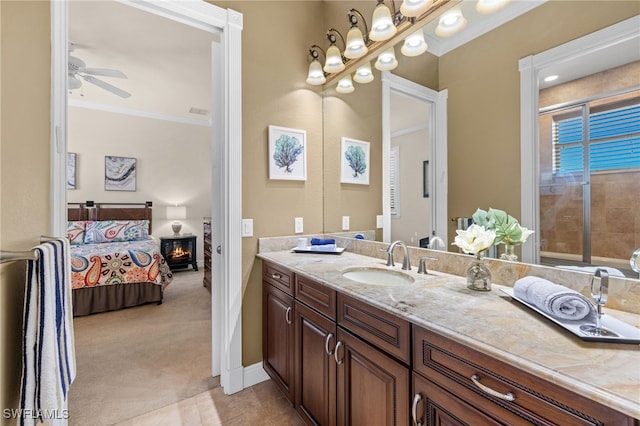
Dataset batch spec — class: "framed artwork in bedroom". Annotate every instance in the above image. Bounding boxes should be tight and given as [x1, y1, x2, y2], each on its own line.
[105, 156, 136, 191]
[67, 152, 77, 190]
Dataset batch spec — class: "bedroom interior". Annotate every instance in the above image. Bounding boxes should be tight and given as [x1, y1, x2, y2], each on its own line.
[1, 0, 639, 425]
[63, 1, 221, 423]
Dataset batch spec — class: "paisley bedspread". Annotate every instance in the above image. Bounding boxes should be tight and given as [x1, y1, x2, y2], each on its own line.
[70, 239, 173, 289]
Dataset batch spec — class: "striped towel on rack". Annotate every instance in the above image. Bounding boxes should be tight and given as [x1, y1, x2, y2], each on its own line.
[20, 238, 76, 426]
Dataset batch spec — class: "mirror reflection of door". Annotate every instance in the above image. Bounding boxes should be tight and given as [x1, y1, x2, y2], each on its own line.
[538, 64, 640, 278]
[390, 90, 432, 246]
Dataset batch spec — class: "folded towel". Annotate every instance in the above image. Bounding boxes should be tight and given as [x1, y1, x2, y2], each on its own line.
[310, 244, 337, 251]
[311, 238, 335, 246]
[513, 276, 596, 322]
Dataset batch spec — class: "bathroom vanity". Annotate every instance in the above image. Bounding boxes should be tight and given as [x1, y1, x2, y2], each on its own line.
[258, 240, 639, 425]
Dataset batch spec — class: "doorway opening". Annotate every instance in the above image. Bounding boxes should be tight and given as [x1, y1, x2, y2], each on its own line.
[381, 72, 448, 247]
[51, 0, 245, 404]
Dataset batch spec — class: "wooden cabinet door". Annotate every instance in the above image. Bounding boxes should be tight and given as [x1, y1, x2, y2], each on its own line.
[263, 283, 295, 403]
[413, 372, 504, 426]
[336, 328, 410, 426]
[295, 301, 337, 426]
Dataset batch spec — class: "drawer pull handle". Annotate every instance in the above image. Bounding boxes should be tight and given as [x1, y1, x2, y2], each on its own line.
[471, 375, 516, 402]
[271, 273, 282, 279]
[411, 393, 423, 426]
[325, 333, 335, 356]
[285, 307, 292, 325]
[334, 341, 344, 365]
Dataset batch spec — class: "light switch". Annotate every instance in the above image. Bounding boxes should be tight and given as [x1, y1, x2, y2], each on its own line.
[342, 216, 350, 231]
[242, 219, 253, 237]
[376, 215, 383, 228]
[295, 217, 304, 233]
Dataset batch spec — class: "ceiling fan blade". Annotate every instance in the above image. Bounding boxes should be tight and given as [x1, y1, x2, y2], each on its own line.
[82, 75, 131, 98]
[82, 67, 127, 79]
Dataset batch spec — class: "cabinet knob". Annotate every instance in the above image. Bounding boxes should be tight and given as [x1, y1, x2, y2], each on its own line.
[411, 393, 424, 426]
[216, 245, 221, 254]
[470, 374, 516, 401]
[271, 273, 282, 279]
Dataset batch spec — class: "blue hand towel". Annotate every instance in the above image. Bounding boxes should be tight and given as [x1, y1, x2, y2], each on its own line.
[311, 238, 335, 246]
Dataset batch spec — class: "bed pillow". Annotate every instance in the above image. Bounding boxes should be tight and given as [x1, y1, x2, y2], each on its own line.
[84, 220, 150, 244]
[67, 221, 87, 245]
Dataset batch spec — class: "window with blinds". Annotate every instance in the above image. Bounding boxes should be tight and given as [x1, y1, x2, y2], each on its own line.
[553, 101, 640, 174]
[390, 146, 400, 217]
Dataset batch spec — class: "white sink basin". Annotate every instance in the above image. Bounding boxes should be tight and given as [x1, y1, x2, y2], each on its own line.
[341, 267, 415, 286]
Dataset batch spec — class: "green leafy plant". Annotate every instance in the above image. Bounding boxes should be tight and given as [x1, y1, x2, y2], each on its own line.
[472, 208, 534, 246]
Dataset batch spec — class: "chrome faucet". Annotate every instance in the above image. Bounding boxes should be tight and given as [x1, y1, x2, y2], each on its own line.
[429, 236, 445, 250]
[386, 240, 411, 270]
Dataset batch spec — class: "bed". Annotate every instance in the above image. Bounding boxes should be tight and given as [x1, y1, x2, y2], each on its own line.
[67, 201, 173, 316]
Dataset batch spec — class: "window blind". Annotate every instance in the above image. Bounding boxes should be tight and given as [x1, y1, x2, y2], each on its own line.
[553, 103, 640, 173]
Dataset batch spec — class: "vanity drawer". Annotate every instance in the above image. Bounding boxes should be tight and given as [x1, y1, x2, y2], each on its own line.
[295, 275, 336, 320]
[263, 261, 293, 295]
[413, 326, 632, 426]
[337, 293, 410, 364]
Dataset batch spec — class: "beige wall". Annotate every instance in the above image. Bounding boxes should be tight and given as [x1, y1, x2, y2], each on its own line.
[0, 1, 51, 421]
[440, 0, 640, 247]
[210, 1, 325, 366]
[68, 107, 212, 257]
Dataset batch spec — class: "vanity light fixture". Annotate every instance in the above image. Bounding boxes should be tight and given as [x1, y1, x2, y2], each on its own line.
[336, 74, 355, 93]
[323, 28, 346, 74]
[306, 45, 326, 86]
[369, 0, 398, 42]
[375, 46, 399, 71]
[400, 0, 433, 18]
[344, 9, 370, 59]
[307, 0, 501, 92]
[353, 62, 374, 84]
[435, 8, 467, 37]
[476, 0, 511, 14]
[401, 28, 428, 56]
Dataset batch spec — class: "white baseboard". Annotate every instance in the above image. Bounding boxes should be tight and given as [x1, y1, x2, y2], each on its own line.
[243, 362, 270, 388]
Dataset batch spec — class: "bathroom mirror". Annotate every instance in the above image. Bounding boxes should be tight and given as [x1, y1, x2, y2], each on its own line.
[320, 2, 640, 279]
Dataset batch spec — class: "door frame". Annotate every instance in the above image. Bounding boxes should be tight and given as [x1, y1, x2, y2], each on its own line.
[381, 72, 448, 246]
[519, 15, 640, 264]
[50, 0, 245, 394]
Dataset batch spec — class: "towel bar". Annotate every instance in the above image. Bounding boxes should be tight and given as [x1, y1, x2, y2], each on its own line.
[0, 236, 64, 264]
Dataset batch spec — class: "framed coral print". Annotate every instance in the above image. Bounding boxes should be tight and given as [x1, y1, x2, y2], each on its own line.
[67, 152, 77, 190]
[268, 125, 307, 181]
[340, 137, 370, 185]
[105, 156, 136, 191]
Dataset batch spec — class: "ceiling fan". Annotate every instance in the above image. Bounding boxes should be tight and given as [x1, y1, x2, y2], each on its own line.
[68, 53, 131, 98]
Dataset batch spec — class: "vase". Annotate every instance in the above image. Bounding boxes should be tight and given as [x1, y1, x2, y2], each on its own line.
[500, 243, 518, 261]
[466, 254, 492, 291]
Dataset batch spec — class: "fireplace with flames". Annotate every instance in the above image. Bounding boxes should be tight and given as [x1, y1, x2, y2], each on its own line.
[160, 235, 198, 271]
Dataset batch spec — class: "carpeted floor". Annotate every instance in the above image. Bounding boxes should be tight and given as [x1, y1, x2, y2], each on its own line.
[68, 270, 216, 426]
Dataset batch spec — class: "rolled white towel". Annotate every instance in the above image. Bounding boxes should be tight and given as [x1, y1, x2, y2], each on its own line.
[513, 276, 596, 322]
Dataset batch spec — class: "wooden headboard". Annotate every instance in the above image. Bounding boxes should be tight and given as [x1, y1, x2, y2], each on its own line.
[68, 201, 154, 233]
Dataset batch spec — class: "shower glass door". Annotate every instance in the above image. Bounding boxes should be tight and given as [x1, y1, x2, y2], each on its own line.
[538, 89, 640, 277]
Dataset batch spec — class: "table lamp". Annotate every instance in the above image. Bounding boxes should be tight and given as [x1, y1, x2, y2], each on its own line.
[166, 205, 187, 236]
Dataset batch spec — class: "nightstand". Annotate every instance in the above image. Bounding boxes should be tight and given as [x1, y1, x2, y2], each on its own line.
[160, 235, 198, 271]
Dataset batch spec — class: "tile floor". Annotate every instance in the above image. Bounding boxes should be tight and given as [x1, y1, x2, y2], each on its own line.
[114, 379, 304, 425]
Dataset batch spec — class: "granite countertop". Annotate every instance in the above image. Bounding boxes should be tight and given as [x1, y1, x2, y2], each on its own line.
[257, 249, 640, 420]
